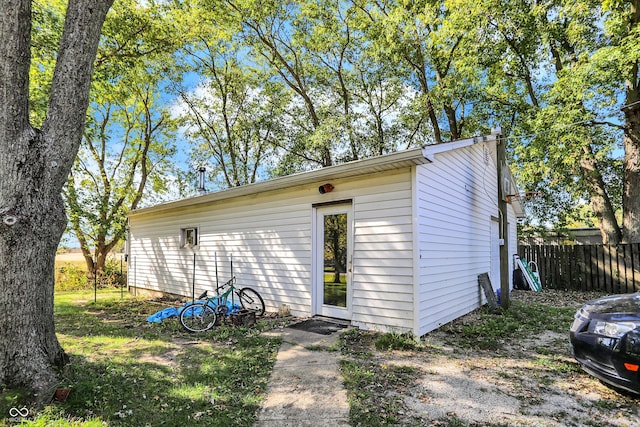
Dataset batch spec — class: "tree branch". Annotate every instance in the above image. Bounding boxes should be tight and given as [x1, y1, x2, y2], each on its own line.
[42, 0, 114, 189]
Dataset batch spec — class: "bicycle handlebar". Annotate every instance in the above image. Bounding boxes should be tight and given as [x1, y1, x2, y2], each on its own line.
[216, 276, 236, 292]
[197, 277, 236, 299]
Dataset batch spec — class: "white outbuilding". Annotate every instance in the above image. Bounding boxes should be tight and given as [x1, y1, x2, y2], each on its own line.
[127, 132, 524, 336]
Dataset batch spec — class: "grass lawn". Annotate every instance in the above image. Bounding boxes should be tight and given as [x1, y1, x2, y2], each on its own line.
[8, 287, 628, 427]
[1, 290, 282, 426]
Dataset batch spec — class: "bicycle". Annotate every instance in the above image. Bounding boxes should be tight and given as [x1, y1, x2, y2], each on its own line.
[179, 276, 265, 333]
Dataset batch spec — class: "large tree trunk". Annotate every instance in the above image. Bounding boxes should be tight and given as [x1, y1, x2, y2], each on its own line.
[0, 148, 70, 398]
[622, 0, 640, 244]
[0, 0, 112, 400]
[623, 100, 640, 243]
[579, 146, 623, 244]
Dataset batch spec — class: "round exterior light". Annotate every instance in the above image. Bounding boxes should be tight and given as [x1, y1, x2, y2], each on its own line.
[319, 183, 334, 194]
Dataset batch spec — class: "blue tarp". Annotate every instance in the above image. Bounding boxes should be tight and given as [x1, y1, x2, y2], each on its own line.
[146, 300, 242, 323]
[147, 306, 181, 323]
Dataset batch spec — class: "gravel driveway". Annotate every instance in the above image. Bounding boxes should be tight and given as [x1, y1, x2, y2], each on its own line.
[340, 290, 640, 427]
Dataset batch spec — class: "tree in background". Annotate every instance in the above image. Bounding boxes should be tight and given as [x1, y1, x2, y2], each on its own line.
[220, 0, 448, 173]
[453, 0, 638, 244]
[610, 0, 640, 242]
[0, 0, 113, 397]
[353, 0, 490, 143]
[226, 0, 338, 168]
[66, 75, 177, 279]
[173, 0, 283, 188]
[64, 0, 178, 279]
[292, 0, 417, 158]
[177, 0, 638, 242]
[527, 0, 639, 244]
[469, 0, 620, 241]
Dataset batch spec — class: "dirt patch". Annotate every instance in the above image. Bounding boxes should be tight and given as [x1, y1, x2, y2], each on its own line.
[136, 350, 179, 368]
[342, 290, 640, 426]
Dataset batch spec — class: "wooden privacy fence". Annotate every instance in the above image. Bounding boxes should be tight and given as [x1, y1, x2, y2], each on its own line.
[518, 244, 640, 293]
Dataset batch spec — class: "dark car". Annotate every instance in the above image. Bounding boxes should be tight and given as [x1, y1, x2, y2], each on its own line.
[570, 293, 640, 394]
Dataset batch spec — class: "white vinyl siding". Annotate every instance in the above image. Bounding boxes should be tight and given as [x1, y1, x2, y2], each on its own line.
[351, 170, 414, 331]
[129, 188, 315, 316]
[129, 168, 415, 326]
[416, 141, 500, 336]
[128, 141, 520, 336]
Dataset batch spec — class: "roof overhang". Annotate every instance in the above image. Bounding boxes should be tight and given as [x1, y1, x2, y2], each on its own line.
[129, 132, 521, 218]
[422, 133, 499, 162]
[130, 146, 430, 217]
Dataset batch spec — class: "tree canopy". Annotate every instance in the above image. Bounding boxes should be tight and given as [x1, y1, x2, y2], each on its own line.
[27, 0, 640, 267]
[170, 0, 639, 243]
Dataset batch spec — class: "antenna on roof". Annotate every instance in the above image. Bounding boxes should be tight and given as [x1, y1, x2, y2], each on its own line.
[197, 166, 207, 195]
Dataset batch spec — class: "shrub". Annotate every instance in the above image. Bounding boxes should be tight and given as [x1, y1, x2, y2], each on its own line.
[98, 259, 126, 288]
[55, 263, 90, 291]
[55, 259, 126, 291]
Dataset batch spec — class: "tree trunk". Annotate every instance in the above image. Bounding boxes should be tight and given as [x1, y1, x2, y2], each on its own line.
[622, 1, 640, 243]
[0, 0, 112, 400]
[579, 146, 622, 244]
[0, 152, 70, 398]
[623, 101, 640, 243]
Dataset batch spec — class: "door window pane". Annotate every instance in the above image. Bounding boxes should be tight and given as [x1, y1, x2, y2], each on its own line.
[323, 213, 347, 307]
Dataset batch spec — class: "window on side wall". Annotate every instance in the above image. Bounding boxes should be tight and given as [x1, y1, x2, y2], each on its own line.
[180, 227, 198, 248]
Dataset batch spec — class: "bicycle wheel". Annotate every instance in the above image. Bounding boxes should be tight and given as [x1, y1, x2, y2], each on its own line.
[238, 287, 265, 316]
[179, 302, 217, 332]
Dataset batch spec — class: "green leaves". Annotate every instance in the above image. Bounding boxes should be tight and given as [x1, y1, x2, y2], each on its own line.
[63, 0, 179, 275]
[27, 0, 640, 245]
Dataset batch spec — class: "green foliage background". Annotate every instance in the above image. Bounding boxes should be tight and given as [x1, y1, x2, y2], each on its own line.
[30, 0, 640, 248]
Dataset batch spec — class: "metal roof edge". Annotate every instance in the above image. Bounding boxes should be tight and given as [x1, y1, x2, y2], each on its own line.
[129, 146, 427, 217]
[422, 134, 498, 162]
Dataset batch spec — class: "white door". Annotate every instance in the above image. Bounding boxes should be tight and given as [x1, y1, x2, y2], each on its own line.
[314, 204, 352, 319]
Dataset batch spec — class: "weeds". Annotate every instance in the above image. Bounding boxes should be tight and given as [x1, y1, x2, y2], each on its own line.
[339, 329, 427, 426]
[435, 415, 468, 426]
[340, 357, 419, 426]
[532, 355, 582, 375]
[1, 290, 281, 426]
[440, 300, 575, 350]
[374, 332, 416, 351]
[55, 262, 91, 291]
[340, 328, 376, 358]
[55, 258, 126, 291]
